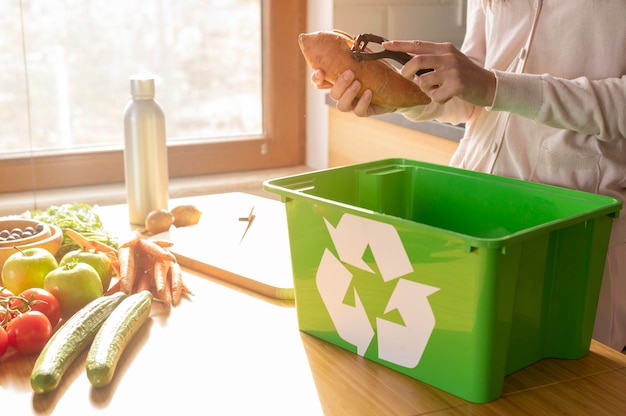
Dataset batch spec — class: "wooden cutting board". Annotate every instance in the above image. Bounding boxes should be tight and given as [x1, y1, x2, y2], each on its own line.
[151, 192, 294, 299]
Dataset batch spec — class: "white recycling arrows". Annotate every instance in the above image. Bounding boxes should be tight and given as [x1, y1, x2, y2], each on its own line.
[376, 279, 439, 367]
[316, 249, 375, 355]
[316, 213, 439, 368]
[323, 216, 413, 280]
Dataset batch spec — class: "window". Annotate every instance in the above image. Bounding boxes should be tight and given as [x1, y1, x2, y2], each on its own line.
[0, 0, 306, 193]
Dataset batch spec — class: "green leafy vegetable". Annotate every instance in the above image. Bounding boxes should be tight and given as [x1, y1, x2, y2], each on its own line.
[21, 203, 119, 260]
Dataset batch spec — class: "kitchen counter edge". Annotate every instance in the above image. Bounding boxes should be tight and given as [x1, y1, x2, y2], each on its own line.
[326, 94, 464, 142]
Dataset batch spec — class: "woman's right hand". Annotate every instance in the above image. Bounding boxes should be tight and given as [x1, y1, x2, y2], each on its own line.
[311, 69, 393, 118]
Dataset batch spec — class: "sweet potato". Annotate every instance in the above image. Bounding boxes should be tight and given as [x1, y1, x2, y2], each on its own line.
[298, 30, 431, 109]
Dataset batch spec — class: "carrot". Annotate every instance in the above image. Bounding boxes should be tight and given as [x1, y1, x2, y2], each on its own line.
[160, 282, 172, 307]
[87, 240, 118, 255]
[153, 259, 172, 307]
[64, 228, 96, 251]
[104, 279, 121, 296]
[134, 267, 154, 294]
[154, 259, 170, 299]
[118, 245, 137, 294]
[119, 232, 140, 249]
[130, 253, 152, 294]
[135, 238, 177, 262]
[183, 286, 193, 297]
[181, 280, 194, 296]
[152, 240, 174, 248]
[169, 262, 184, 306]
[109, 258, 121, 278]
[64, 228, 118, 255]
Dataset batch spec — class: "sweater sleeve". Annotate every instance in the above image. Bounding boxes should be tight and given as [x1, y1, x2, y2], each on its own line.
[491, 70, 626, 142]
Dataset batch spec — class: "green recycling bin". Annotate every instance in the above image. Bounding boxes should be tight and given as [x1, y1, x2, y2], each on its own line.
[263, 158, 622, 403]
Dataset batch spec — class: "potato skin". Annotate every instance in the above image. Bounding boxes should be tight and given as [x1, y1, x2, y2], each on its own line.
[298, 30, 431, 109]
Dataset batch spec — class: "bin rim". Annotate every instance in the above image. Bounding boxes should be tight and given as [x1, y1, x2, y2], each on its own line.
[263, 158, 622, 250]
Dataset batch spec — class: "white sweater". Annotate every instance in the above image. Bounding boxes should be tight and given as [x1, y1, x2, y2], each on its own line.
[401, 0, 626, 350]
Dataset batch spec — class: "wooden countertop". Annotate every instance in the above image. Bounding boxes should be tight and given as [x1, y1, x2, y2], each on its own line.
[2, 193, 626, 415]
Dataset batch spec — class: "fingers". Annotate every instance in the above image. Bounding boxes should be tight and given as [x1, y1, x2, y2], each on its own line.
[313, 69, 387, 117]
[312, 69, 361, 108]
[401, 55, 439, 80]
[311, 69, 333, 89]
[383, 39, 452, 55]
[330, 71, 376, 117]
[384, 40, 457, 81]
[329, 70, 355, 100]
[352, 90, 374, 117]
[328, 70, 360, 111]
[383, 40, 473, 105]
[413, 59, 496, 106]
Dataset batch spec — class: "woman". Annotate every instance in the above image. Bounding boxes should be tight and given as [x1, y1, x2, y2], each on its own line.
[314, 0, 626, 351]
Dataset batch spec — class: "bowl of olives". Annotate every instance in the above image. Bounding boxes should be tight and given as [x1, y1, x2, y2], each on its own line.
[0, 218, 63, 270]
[0, 219, 51, 248]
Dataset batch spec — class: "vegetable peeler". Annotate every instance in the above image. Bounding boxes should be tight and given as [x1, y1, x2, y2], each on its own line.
[350, 33, 433, 76]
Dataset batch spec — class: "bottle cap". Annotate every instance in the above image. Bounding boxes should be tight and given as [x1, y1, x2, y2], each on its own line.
[129, 75, 156, 99]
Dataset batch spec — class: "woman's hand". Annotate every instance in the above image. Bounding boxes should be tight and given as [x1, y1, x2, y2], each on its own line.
[310, 40, 496, 115]
[383, 40, 496, 107]
[311, 69, 393, 117]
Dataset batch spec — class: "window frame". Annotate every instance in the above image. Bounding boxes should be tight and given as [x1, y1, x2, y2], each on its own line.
[0, 0, 307, 194]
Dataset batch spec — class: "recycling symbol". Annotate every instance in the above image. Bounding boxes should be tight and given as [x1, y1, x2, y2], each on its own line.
[316, 213, 439, 368]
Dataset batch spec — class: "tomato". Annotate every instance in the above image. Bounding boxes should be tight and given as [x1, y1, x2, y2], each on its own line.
[0, 325, 8, 357]
[0, 305, 14, 326]
[6, 311, 52, 354]
[1, 287, 16, 325]
[0, 286, 14, 299]
[10, 288, 61, 328]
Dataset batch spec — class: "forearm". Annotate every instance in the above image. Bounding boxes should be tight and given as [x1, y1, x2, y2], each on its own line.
[491, 71, 626, 142]
[397, 98, 475, 126]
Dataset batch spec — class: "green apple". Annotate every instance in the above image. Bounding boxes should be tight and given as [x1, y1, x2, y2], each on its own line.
[59, 248, 114, 292]
[1, 247, 59, 294]
[44, 262, 103, 319]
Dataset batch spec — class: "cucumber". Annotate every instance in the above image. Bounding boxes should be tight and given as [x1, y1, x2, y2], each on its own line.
[86, 290, 153, 387]
[30, 292, 127, 394]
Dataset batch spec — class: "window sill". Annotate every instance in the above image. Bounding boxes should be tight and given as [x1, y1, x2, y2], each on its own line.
[0, 165, 311, 217]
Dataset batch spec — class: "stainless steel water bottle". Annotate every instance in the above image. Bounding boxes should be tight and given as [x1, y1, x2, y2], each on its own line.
[123, 75, 169, 225]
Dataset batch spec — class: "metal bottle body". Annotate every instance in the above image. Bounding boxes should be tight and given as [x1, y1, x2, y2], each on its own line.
[123, 77, 169, 225]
